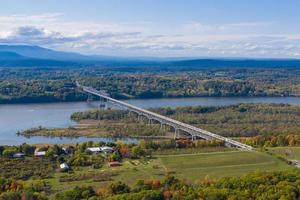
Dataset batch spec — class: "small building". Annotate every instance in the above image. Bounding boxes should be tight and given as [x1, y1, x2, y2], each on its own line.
[34, 151, 46, 157]
[86, 147, 102, 154]
[62, 147, 68, 154]
[13, 153, 25, 158]
[101, 146, 113, 153]
[108, 161, 121, 167]
[62, 146, 75, 154]
[60, 163, 70, 171]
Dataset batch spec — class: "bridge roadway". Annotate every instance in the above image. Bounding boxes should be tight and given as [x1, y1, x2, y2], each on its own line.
[79, 84, 253, 150]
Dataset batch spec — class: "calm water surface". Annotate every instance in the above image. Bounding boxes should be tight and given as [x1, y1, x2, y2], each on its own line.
[0, 97, 300, 145]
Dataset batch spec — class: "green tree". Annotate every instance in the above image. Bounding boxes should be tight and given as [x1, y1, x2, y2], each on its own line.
[108, 181, 130, 195]
[2, 148, 17, 158]
[131, 146, 146, 158]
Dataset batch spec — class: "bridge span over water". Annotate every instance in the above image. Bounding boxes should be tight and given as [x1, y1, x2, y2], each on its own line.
[77, 82, 253, 151]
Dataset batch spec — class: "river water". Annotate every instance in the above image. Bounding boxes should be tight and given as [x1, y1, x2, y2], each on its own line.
[0, 96, 300, 145]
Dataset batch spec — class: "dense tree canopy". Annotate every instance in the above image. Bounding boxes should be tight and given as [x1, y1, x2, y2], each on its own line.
[2, 67, 300, 103]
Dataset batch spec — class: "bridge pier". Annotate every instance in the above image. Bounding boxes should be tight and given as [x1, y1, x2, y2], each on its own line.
[160, 123, 164, 130]
[98, 97, 106, 109]
[138, 114, 142, 121]
[174, 128, 179, 140]
[87, 93, 93, 102]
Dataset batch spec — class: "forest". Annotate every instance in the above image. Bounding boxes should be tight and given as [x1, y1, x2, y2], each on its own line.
[150, 103, 300, 138]
[2, 67, 300, 103]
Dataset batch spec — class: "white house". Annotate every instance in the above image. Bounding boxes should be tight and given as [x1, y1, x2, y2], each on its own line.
[34, 151, 46, 157]
[86, 147, 101, 153]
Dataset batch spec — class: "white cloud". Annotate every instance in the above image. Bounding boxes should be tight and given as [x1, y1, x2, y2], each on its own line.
[0, 13, 299, 58]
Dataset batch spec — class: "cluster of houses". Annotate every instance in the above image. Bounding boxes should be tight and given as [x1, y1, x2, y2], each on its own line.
[11, 145, 118, 171]
[86, 146, 121, 167]
[12, 151, 46, 158]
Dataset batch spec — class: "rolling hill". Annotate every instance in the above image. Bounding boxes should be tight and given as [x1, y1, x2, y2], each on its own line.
[0, 44, 300, 68]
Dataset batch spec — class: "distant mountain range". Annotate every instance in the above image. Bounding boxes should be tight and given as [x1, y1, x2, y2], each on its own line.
[0, 44, 300, 68]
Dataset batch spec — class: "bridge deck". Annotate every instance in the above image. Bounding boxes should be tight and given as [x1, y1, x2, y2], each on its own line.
[79, 84, 253, 151]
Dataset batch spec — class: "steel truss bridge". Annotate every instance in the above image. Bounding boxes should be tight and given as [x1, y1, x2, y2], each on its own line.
[77, 82, 253, 150]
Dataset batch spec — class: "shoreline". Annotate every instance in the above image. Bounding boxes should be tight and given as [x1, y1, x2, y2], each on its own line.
[1, 95, 298, 106]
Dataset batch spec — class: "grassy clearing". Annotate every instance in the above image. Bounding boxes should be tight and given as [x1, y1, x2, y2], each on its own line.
[158, 151, 292, 182]
[268, 147, 300, 160]
[48, 158, 166, 196]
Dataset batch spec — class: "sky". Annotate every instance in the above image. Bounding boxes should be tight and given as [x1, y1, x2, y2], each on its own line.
[0, 0, 299, 58]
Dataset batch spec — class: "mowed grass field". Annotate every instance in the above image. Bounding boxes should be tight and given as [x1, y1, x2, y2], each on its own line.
[158, 151, 292, 182]
[268, 147, 300, 160]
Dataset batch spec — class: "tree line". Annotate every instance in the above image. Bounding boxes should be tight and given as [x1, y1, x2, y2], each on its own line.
[2, 67, 300, 103]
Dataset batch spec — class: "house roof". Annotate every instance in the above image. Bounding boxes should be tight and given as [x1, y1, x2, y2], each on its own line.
[13, 153, 25, 157]
[60, 163, 70, 169]
[101, 146, 113, 151]
[34, 151, 46, 156]
[108, 161, 121, 167]
[87, 147, 101, 152]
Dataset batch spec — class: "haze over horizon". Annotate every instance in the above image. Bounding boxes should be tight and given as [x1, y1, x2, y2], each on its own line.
[0, 0, 299, 58]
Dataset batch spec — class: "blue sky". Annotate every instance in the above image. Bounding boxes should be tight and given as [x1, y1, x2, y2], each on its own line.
[0, 0, 299, 58]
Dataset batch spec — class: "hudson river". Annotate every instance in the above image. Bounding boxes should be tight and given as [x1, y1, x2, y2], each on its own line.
[1, 96, 300, 145]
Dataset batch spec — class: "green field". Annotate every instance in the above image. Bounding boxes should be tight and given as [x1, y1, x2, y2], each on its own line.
[53, 151, 291, 186]
[33, 149, 294, 198]
[158, 151, 292, 182]
[268, 147, 300, 160]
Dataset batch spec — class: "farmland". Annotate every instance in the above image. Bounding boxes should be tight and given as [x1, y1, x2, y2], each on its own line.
[50, 150, 292, 191]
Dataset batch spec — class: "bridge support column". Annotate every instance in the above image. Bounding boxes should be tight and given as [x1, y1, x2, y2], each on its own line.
[99, 97, 106, 109]
[87, 93, 93, 102]
[174, 128, 179, 140]
[160, 123, 164, 130]
[138, 114, 142, 121]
